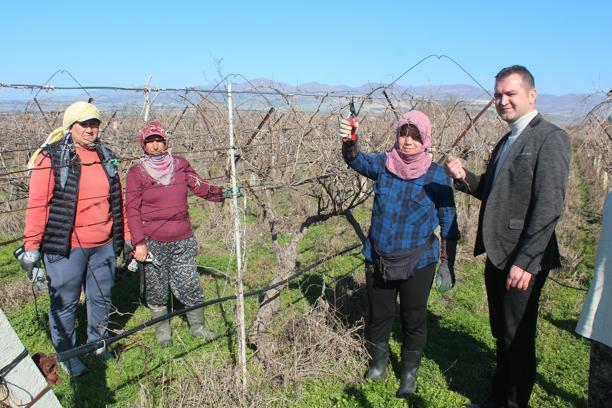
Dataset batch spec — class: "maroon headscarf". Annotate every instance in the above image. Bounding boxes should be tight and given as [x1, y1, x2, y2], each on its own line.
[385, 110, 432, 180]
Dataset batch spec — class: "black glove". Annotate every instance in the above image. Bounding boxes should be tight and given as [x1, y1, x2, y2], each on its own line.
[435, 261, 455, 292]
[435, 239, 457, 293]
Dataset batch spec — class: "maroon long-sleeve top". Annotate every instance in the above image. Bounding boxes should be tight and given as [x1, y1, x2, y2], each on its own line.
[125, 156, 224, 246]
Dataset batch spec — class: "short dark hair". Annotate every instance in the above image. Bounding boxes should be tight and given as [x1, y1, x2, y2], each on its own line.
[495, 65, 535, 90]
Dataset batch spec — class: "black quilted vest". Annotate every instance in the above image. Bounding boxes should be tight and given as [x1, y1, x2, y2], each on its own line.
[41, 143, 125, 257]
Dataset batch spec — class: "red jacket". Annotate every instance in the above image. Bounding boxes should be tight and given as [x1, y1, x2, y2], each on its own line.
[24, 147, 130, 250]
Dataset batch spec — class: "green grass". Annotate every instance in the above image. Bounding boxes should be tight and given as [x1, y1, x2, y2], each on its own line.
[0, 207, 593, 407]
[285, 258, 590, 408]
[0, 241, 22, 279]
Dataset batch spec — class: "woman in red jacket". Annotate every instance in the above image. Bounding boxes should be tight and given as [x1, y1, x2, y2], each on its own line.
[22, 101, 130, 376]
[126, 121, 229, 347]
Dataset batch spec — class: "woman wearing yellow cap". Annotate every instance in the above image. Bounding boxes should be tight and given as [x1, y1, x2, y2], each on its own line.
[21, 101, 131, 376]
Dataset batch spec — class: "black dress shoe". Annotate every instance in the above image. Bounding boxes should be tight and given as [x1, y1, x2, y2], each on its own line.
[463, 395, 504, 408]
[464, 395, 500, 408]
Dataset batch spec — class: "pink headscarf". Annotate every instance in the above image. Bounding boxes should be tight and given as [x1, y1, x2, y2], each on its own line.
[138, 121, 174, 186]
[385, 110, 433, 180]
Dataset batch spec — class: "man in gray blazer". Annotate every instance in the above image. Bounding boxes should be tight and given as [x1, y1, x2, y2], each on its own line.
[445, 65, 571, 408]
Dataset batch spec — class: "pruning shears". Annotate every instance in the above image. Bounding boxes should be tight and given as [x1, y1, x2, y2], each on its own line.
[344, 98, 358, 142]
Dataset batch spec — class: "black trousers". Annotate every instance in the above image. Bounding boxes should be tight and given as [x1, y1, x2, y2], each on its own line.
[365, 262, 436, 352]
[589, 340, 612, 408]
[484, 258, 549, 408]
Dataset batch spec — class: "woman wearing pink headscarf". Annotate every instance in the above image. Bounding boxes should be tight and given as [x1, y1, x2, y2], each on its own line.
[339, 110, 460, 399]
[126, 121, 231, 347]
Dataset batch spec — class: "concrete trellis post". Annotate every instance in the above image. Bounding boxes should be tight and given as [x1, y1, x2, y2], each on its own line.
[226, 82, 248, 392]
[0, 309, 62, 407]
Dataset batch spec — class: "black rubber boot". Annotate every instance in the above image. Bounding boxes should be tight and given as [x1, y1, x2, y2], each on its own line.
[186, 310, 218, 341]
[396, 349, 422, 398]
[150, 305, 173, 347]
[364, 342, 389, 380]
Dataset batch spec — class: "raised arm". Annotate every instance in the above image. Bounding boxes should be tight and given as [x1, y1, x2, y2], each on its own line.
[339, 118, 383, 180]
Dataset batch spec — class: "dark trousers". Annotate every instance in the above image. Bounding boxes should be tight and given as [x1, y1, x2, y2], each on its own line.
[484, 258, 549, 408]
[589, 340, 612, 408]
[365, 262, 436, 352]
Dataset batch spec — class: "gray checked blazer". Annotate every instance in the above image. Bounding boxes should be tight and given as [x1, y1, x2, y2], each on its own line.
[455, 113, 571, 273]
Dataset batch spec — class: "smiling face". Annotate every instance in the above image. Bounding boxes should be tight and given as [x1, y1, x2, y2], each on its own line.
[143, 135, 168, 156]
[397, 124, 423, 155]
[494, 72, 537, 123]
[70, 119, 101, 148]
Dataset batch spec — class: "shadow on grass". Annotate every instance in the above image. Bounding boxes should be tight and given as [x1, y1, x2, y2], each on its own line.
[295, 267, 498, 405]
[535, 372, 586, 408]
[112, 341, 211, 393]
[69, 357, 114, 407]
[211, 274, 236, 364]
[66, 264, 230, 406]
[393, 312, 495, 404]
[541, 314, 582, 338]
[196, 265, 227, 281]
[343, 385, 375, 408]
[108, 267, 143, 336]
[198, 264, 240, 362]
[293, 262, 367, 327]
[59, 340, 214, 405]
[344, 382, 428, 407]
[62, 267, 143, 406]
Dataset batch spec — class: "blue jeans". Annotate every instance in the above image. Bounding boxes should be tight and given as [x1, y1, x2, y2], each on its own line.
[44, 242, 116, 352]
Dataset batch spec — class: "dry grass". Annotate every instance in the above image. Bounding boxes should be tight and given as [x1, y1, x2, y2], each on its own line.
[132, 299, 366, 407]
[272, 299, 366, 384]
[0, 277, 38, 311]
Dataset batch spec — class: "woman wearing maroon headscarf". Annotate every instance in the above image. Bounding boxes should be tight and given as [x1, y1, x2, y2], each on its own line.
[339, 110, 460, 399]
[126, 121, 230, 347]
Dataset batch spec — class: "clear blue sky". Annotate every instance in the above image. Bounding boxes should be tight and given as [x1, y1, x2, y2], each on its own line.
[1, 0, 610, 95]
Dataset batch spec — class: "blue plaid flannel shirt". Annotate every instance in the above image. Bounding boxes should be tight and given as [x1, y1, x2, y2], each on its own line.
[347, 152, 460, 268]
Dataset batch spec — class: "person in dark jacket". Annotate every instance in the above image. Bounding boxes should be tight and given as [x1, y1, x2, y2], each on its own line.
[445, 65, 571, 408]
[21, 101, 131, 376]
[339, 110, 460, 399]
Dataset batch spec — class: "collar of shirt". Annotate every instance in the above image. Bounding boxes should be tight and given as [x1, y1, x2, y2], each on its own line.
[509, 109, 538, 137]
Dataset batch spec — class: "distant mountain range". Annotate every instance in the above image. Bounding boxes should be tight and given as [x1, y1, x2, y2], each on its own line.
[1, 80, 606, 124]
